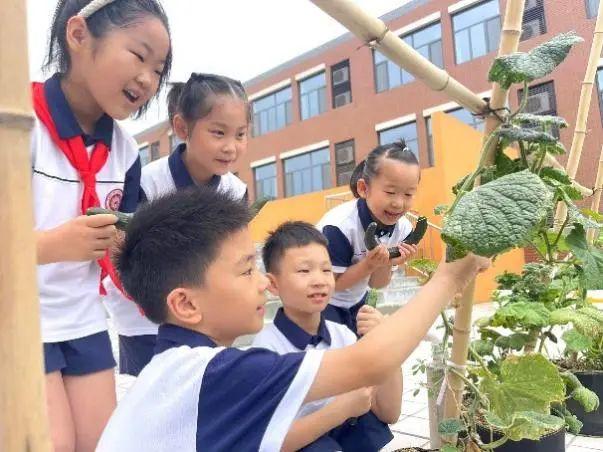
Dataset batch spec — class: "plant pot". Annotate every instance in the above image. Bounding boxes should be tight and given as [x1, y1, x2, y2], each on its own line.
[476, 422, 565, 452]
[565, 370, 603, 436]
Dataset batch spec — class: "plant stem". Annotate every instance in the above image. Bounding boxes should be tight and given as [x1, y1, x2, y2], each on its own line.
[449, 367, 488, 408]
[481, 435, 510, 450]
[537, 327, 553, 354]
[541, 231, 554, 262]
[553, 214, 570, 248]
[527, 240, 548, 261]
[519, 141, 529, 168]
[508, 81, 530, 122]
[469, 345, 494, 378]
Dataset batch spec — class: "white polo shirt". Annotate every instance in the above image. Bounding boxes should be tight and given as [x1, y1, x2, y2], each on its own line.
[103, 143, 248, 337]
[253, 308, 357, 419]
[97, 324, 323, 452]
[316, 198, 412, 309]
[32, 74, 141, 343]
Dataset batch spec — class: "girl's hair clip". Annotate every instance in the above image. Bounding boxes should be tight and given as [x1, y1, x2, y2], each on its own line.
[78, 0, 118, 19]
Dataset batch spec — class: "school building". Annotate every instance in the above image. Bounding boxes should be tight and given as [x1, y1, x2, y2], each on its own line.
[134, 0, 602, 299]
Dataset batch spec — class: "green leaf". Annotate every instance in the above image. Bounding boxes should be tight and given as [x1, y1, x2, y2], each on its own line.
[566, 224, 603, 289]
[366, 289, 379, 308]
[540, 167, 571, 185]
[472, 339, 494, 356]
[561, 371, 583, 393]
[441, 445, 461, 452]
[495, 335, 511, 349]
[496, 126, 557, 145]
[566, 201, 603, 228]
[552, 402, 583, 434]
[492, 302, 551, 328]
[582, 208, 603, 223]
[562, 329, 593, 352]
[442, 170, 553, 259]
[508, 333, 530, 350]
[434, 204, 449, 215]
[438, 418, 464, 435]
[479, 354, 566, 441]
[571, 386, 601, 412]
[488, 32, 583, 89]
[550, 307, 603, 339]
[512, 113, 568, 129]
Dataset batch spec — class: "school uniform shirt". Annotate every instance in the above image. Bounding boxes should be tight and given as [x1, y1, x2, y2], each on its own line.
[32, 73, 140, 343]
[102, 142, 248, 337]
[252, 309, 394, 452]
[97, 323, 324, 452]
[253, 308, 357, 419]
[316, 198, 413, 309]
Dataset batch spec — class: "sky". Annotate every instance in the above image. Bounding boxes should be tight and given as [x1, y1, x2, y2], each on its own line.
[26, 0, 410, 134]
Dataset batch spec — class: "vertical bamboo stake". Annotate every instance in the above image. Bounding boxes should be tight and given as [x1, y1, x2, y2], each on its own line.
[442, 0, 526, 444]
[0, 0, 51, 451]
[587, 150, 603, 243]
[555, 0, 603, 224]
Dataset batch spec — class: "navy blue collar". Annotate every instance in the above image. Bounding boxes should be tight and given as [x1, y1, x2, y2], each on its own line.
[154, 323, 217, 354]
[273, 308, 331, 350]
[357, 198, 395, 237]
[168, 143, 221, 190]
[44, 73, 113, 147]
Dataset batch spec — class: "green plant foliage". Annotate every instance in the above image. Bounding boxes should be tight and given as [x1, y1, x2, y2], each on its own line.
[488, 32, 583, 88]
[442, 171, 553, 260]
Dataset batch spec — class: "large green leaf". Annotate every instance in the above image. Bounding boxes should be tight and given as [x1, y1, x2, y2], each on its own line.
[492, 302, 551, 328]
[442, 170, 553, 259]
[496, 126, 557, 145]
[512, 113, 568, 129]
[488, 32, 583, 88]
[562, 329, 593, 352]
[550, 307, 603, 339]
[438, 418, 464, 435]
[479, 354, 566, 441]
[572, 387, 600, 412]
[566, 224, 603, 289]
[472, 339, 494, 356]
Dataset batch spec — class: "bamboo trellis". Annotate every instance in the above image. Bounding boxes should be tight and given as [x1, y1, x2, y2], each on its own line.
[587, 149, 603, 243]
[555, 0, 603, 226]
[0, 0, 51, 451]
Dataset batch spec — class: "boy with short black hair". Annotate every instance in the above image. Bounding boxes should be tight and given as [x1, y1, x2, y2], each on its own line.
[97, 187, 489, 451]
[254, 221, 401, 451]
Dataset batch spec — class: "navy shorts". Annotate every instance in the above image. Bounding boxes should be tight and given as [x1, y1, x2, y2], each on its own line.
[43, 331, 116, 375]
[323, 293, 368, 335]
[118, 334, 157, 376]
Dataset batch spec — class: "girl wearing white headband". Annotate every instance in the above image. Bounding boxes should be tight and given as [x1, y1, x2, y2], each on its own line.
[34, 0, 171, 449]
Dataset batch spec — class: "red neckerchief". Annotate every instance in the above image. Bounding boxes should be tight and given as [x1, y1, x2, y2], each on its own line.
[32, 82, 128, 298]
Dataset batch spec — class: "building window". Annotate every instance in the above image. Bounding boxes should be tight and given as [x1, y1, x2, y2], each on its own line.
[374, 22, 443, 92]
[452, 0, 501, 64]
[284, 147, 331, 196]
[587, 0, 599, 18]
[378, 121, 419, 160]
[331, 60, 352, 108]
[518, 81, 559, 137]
[299, 72, 327, 120]
[334, 140, 356, 186]
[139, 145, 151, 166]
[521, 0, 546, 41]
[252, 86, 293, 137]
[150, 142, 160, 161]
[254, 163, 277, 200]
[597, 68, 603, 124]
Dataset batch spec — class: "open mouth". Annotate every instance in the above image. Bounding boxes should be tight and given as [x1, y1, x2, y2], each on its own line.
[384, 210, 403, 221]
[123, 89, 140, 104]
[308, 292, 328, 303]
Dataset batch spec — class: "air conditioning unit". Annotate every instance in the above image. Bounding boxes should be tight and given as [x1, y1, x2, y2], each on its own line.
[332, 67, 349, 85]
[336, 144, 355, 164]
[521, 19, 541, 40]
[334, 91, 351, 108]
[527, 90, 551, 114]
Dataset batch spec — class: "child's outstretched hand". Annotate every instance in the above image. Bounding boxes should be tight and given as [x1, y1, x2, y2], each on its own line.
[390, 243, 418, 266]
[356, 305, 385, 336]
[38, 214, 118, 263]
[365, 244, 391, 271]
[333, 387, 373, 419]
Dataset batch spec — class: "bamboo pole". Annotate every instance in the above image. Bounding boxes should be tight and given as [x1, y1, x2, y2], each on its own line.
[310, 0, 488, 114]
[441, 2, 526, 445]
[0, 0, 51, 450]
[555, 0, 603, 224]
[587, 150, 603, 243]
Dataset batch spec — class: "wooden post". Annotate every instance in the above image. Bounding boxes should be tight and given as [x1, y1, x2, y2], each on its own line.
[440, 4, 526, 443]
[587, 149, 603, 243]
[0, 0, 51, 450]
[555, 0, 603, 224]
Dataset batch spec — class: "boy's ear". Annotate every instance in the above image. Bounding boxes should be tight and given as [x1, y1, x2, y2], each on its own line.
[265, 273, 279, 297]
[173, 114, 189, 141]
[356, 178, 369, 199]
[65, 16, 91, 54]
[166, 287, 203, 325]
